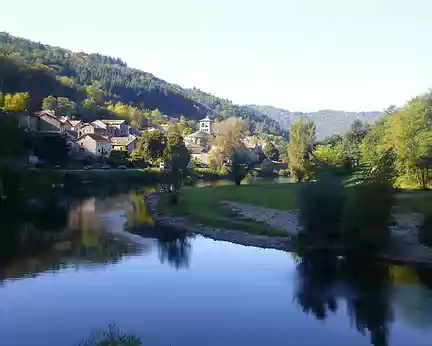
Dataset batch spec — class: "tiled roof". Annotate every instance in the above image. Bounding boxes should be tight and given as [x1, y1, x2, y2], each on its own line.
[77, 133, 110, 142]
[110, 136, 138, 146]
[101, 119, 128, 125]
[189, 130, 210, 138]
[199, 116, 213, 122]
[91, 120, 107, 129]
[70, 120, 82, 126]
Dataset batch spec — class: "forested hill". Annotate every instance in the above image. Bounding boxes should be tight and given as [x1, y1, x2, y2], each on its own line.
[0, 32, 283, 135]
[248, 105, 382, 140]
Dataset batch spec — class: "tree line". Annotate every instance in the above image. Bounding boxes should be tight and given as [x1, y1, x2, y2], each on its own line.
[287, 90, 432, 189]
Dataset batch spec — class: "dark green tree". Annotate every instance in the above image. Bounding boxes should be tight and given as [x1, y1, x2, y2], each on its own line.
[131, 130, 166, 164]
[55, 97, 76, 117]
[163, 132, 190, 203]
[42, 95, 57, 111]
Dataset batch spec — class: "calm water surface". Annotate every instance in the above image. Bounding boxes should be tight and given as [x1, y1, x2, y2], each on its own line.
[1, 188, 432, 346]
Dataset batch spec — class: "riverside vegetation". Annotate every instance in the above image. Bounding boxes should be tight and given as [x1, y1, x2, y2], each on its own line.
[158, 90, 432, 262]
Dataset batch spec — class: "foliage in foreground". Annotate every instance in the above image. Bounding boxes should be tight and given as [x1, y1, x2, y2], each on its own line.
[78, 325, 143, 346]
[299, 154, 397, 252]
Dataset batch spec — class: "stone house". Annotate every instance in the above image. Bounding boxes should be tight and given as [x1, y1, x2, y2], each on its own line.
[91, 119, 130, 137]
[69, 119, 83, 133]
[76, 133, 111, 158]
[110, 136, 139, 155]
[31, 111, 72, 133]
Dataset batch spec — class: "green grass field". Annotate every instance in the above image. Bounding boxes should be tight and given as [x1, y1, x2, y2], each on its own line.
[158, 183, 300, 237]
[159, 180, 432, 238]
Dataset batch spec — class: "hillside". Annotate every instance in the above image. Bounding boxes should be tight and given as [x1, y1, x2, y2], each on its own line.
[0, 32, 283, 135]
[248, 105, 382, 140]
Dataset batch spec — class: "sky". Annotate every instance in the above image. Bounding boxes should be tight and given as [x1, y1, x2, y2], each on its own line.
[1, 0, 431, 112]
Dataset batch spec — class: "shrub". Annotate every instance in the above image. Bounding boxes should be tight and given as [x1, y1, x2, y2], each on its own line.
[342, 182, 394, 251]
[78, 325, 143, 346]
[299, 170, 345, 245]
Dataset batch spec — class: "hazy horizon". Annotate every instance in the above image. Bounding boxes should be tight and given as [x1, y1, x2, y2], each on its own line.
[1, 0, 431, 112]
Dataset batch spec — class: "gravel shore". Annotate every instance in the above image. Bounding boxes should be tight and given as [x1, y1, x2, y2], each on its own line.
[147, 193, 432, 265]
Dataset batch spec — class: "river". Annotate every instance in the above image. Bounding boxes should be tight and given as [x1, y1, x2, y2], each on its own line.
[1, 187, 432, 346]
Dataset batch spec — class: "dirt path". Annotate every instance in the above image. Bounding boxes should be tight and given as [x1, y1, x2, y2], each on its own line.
[219, 201, 301, 236]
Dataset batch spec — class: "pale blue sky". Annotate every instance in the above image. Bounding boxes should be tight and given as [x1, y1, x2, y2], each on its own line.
[1, 0, 431, 111]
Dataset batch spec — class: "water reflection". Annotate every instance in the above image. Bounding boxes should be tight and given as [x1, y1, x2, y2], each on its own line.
[0, 186, 194, 282]
[293, 252, 432, 346]
[124, 193, 191, 270]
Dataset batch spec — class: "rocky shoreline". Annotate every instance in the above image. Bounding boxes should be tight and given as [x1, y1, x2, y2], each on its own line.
[147, 193, 432, 265]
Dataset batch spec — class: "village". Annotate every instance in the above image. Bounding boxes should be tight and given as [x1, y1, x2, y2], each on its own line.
[17, 110, 270, 169]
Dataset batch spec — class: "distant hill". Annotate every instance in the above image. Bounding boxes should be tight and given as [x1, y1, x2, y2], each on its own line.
[247, 105, 383, 140]
[0, 32, 283, 135]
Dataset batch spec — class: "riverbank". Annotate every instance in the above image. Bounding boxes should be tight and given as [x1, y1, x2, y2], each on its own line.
[151, 185, 432, 265]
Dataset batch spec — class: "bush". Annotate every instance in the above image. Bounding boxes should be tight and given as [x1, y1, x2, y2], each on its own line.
[78, 325, 143, 346]
[299, 170, 345, 245]
[342, 182, 394, 251]
[243, 170, 259, 184]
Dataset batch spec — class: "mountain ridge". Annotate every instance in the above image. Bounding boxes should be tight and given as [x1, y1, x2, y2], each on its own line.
[247, 105, 382, 140]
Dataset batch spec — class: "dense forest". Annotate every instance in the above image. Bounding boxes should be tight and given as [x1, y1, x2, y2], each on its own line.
[0, 32, 283, 135]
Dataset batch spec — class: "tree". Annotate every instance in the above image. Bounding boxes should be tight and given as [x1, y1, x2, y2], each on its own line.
[321, 134, 342, 147]
[55, 97, 76, 117]
[288, 119, 316, 182]
[182, 127, 193, 136]
[3, 92, 30, 112]
[131, 130, 166, 164]
[312, 144, 343, 167]
[85, 85, 104, 104]
[0, 92, 4, 108]
[212, 117, 248, 170]
[42, 95, 57, 111]
[178, 115, 188, 134]
[151, 109, 164, 125]
[362, 94, 432, 188]
[338, 120, 371, 168]
[163, 132, 191, 203]
[263, 142, 280, 161]
[82, 98, 97, 113]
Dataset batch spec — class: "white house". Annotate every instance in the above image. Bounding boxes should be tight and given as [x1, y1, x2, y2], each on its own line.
[199, 116, 213, 134]
[76, 133, 111, 158]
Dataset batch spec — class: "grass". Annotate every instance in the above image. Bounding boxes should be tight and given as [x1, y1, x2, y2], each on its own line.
[158, 183, 301, 237]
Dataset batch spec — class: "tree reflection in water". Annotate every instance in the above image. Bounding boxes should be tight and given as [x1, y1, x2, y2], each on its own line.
[157, 229, 191, 270]
[293, 252, 393, 346]
[124, 191, 191, 270]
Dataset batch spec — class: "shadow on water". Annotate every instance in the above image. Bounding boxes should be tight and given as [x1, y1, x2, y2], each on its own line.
[293, 251, 432, 346]
[294, 252, 392, 346]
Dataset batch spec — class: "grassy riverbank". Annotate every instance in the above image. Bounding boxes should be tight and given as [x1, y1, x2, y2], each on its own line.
[158, 182, 432, 240]
[158, 183, 300, 237]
